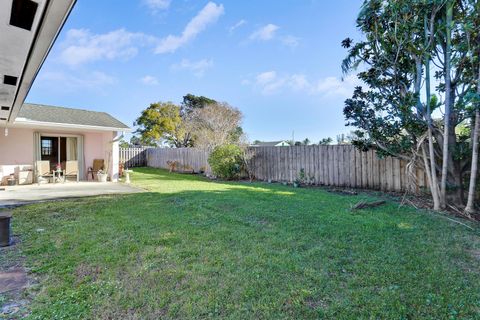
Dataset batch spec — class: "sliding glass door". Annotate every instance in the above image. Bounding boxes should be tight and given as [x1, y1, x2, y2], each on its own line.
[34, 132, 85, 179]
[40, 136, 78, 171]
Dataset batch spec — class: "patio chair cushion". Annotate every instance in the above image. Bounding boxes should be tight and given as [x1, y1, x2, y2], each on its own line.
[65, 161, 78, 176]
[92, 159, 104, 172]
[87, 159, 105, 180]
[36, 161, 52, 176]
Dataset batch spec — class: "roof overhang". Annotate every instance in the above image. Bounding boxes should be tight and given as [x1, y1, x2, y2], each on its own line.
[12, 118, 133, 133]
[0, 0, 76, 126]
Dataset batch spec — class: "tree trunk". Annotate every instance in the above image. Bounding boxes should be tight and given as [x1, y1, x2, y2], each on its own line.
[465, 65, 480, 214]
[422, 143, 441, 209]
[424, 28, 441, 210]
[440, 2, 453, 209]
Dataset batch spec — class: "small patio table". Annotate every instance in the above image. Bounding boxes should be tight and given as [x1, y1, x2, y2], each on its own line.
[54, 169, 64, 183]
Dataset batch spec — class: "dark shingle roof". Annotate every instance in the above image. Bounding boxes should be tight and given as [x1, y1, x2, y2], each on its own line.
[18, 103, 130, 129]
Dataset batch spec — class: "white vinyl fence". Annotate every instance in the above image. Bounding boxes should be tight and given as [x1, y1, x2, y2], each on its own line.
[119, 147, 149, 167]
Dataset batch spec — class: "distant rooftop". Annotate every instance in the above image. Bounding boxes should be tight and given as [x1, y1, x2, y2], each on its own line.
[17, 103, 130, 130]
[251, 140, 290, 147]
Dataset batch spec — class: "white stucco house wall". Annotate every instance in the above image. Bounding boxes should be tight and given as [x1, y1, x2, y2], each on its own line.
[0, 104, 130, 184]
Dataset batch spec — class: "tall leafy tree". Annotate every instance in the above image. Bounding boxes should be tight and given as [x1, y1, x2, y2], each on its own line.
[319, 137, 333, 145]
[119, 139, 130, 148]
[135, 96, 244, 149]
[343, 0, 479, 211]
[465, 0, 480, 214]
[433, 0, 475, 205]
[228, 126, 245, 145]
[466, 82, 479, 214]
[188, 102, 243, 150]
[134, 102, 193, 147]
[342, 0, 428, 160]
[130, 135, 143, 146]
[421, 3, 445, 210]
[440, 0, 454, 208]
[181, 94, 216, 115]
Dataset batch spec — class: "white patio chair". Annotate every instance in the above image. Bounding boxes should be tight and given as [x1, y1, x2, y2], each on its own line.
[64, 160, 79, 182]
[36, 161, 54, 184]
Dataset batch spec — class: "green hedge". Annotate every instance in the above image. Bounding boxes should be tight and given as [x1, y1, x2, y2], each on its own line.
[208, 144, 243, 180]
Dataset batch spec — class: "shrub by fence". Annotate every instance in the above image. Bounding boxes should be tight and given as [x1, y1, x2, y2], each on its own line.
[143, 145, 427, 192]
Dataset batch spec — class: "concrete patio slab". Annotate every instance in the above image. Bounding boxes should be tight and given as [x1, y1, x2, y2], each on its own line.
[0, 182, 143, 208]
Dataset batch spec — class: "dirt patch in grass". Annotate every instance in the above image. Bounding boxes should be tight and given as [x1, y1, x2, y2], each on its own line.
[243, 216, 270, 228]
[327, 188, 358, 196]
[0, 240, 34, 319]
[168, 197, 186, 207]
[305, 296, 328, 310]
[0, 268, 28, 294]
[75, 263, 103, 284]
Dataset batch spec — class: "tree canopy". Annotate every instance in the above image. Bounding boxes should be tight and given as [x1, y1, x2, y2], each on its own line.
[188, 102, 243, 150]
[343, 0, 480, 214]
[134, 102, 192, 147]
[181, 94, 217, 115]
[134, 96, 244, 150]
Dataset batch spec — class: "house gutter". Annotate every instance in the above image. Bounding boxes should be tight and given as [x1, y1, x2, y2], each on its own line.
[8, 0, 77, 123]
[12, 118, 132, 132]
[112, 132, 124, 143]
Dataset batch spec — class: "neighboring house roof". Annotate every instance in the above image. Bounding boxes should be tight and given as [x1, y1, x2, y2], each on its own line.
[252, 140, 290, 147]
[15, 103, 130, 131]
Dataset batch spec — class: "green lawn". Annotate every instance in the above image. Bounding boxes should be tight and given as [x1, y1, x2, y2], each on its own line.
[3, 168, 480, 319]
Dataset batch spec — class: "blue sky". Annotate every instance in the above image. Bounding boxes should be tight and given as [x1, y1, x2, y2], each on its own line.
[27, 0, 363, 143]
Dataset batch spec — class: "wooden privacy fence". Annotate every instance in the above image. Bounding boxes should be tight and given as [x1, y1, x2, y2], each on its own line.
[146, 148, 211, 173]
[119, 147, 149, 167]
[145, 145, 428, 193]
[249, 145, 427, 192]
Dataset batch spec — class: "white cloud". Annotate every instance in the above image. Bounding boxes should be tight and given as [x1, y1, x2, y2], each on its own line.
[155, 2, 224, 54]
[247, 24, 299, 48]
[59, 28, 154, 66]
[229, 19, 246, 33]
[172, 58, 213, 77]
[249, 24, 279, 41]
[252, 71, 360, 97]
[144, 0, 171, 11]
[314, 76, 359, 97]
[256, 71, 277, 85]
[255, 71, 286, 94]
[38, 70, 117, 91]
[281, 35, 300, 48]
[289, 74, 310, 91]
[141, 75, 159, 85]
